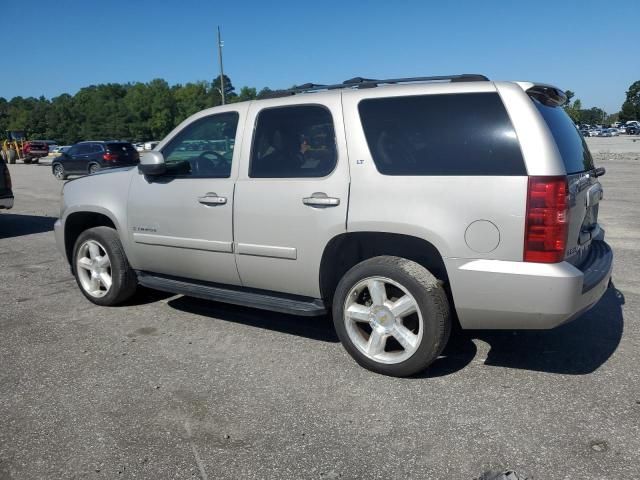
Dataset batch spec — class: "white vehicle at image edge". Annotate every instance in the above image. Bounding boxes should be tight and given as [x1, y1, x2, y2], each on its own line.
[54, 74, 613, 377]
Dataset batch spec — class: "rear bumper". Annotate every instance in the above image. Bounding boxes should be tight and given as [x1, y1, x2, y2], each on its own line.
[0, 195, 13, 209]
[446, 240, 613, 329]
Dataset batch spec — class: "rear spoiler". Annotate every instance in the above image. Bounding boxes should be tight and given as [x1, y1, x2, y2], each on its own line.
[520, 83, 568, 107]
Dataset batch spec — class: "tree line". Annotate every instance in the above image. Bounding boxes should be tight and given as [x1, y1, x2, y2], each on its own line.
[564, 80, 640, 125]
[1, 76, 638, 145]
[0, 75, 268, 145]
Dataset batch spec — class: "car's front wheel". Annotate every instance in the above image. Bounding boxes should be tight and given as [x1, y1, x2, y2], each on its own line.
[333, 256, 451, 377]
[52, 163, 67, 180]
[72, 226, 137, 306]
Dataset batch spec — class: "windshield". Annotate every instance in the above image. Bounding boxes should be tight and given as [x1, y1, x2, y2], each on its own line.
[533, 99, 594, 174]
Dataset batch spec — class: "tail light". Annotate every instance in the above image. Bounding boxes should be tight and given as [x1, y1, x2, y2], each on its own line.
[524, 176, 569, 263]
[23, 143, 31, 153]
[103, 152, 119, 162]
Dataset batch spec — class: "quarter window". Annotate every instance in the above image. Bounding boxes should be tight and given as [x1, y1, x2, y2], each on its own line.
[250, 105, 337, 178]
[358, 93, 526, 176]
[161, 112, 239, 178]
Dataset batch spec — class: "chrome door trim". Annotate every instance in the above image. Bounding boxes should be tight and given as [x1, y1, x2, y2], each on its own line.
[236, 242, 297, 260]
[133, 233, 233, 253]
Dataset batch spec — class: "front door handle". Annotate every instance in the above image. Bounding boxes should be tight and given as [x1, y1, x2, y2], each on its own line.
[303, 192, 340, 207]
[198, 192, 227, 206]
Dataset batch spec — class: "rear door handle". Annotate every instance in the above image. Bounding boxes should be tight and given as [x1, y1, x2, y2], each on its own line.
[198, 192, 227, 206]
[303, 192, 340, 207]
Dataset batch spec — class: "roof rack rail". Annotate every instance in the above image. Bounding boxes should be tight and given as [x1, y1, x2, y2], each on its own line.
[257, 74, 489, 99]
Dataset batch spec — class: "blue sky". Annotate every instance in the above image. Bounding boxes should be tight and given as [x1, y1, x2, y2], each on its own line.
[3, 0, 638, 112]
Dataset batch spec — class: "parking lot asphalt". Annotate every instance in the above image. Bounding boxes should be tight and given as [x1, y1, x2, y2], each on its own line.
[1, 137, 639, 479]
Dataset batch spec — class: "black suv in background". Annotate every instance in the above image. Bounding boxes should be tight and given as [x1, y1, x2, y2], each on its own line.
[51, 141, 140, 180]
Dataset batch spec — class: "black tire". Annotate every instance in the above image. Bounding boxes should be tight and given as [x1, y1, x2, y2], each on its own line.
[88, 163, 99, 174]
[52, 162, 67, 180]
[72, 226, 137, 306]
[332, 256, 451, 377]
[23, 157, 32, 164]
[32, 157, 39, 164]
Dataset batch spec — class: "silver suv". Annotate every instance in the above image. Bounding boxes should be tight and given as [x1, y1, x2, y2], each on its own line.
[54, 74, 613, 377]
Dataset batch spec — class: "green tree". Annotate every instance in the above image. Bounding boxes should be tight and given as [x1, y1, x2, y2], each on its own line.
[173, 81, 211, 123]
[231, 86, 257, 103]
[619, 80, 640, 121]
[212, 75, 236, 104]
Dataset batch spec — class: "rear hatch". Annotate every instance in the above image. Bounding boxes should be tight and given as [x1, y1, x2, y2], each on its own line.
[531, 93, 602, 267]
[105, 142, 140, 165]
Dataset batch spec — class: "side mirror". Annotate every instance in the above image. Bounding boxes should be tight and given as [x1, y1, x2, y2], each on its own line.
[138, 151, 166, 176]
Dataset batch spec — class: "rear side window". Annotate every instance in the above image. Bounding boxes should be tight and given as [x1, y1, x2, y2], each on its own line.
[250, 105, 337, 178]
[358, 92, 525, 176]
[532, 99, 594, 174]
[107, 143, 136, 153]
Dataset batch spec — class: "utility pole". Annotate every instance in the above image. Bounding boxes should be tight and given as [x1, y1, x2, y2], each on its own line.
[217, 26, 225, 105]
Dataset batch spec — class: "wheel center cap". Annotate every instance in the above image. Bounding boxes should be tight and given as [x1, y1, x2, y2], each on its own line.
[369, 306, 394, 331]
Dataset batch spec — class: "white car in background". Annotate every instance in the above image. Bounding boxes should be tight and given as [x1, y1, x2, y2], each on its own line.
[51, 146, 71, 157]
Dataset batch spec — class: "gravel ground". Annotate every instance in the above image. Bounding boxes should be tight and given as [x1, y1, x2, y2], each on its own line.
[0, 137, 639, 479]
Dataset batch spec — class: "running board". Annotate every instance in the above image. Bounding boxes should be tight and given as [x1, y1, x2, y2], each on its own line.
[136, 271, 327, 316]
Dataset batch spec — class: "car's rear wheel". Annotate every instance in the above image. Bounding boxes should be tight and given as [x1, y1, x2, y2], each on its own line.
[52, 163, 67, 180]
[332, 256, 451, 377]
[23, 157, 32, 164]
[88, 163, 99, 174]
[72, 226, 137, 306]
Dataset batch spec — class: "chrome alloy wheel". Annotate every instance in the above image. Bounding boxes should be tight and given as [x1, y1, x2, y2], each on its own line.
[343, 276, 423, 364]
[76, 240, 112, 298]
[53, 164, 64, 179]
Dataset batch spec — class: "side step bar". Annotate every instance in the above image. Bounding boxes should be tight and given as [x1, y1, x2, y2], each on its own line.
[137, 271, 327, 317]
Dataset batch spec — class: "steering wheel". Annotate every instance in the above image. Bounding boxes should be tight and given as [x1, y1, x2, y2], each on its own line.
[192, 150, 227, 175]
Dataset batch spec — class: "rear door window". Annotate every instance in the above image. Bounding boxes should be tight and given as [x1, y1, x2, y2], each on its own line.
[358, 92, 525, 176]
[532, 99, 594, 174]
[249, 105, 337, 178]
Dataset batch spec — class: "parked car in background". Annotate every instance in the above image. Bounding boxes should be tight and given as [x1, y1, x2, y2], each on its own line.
[0, 154, 13, 210]
[23, 140, 50, 163]
[579, 126, 590, 137]
[601, 128, 619, 137]
[626, 123, 640, 135]
[51, 141, 140, 180]
[144, 141, 160, 150]
[51, 145, 71, 157]
[134, 143, 145, 152]
[587, 128, 601, 137]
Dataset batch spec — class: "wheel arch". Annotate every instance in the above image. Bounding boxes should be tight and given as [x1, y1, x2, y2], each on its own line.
[63, 210, 118, 264]
[319, 232, 449, 304]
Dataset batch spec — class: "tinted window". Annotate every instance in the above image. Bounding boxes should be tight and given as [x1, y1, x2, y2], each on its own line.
[90, 144, 103, 153]
[106, 143, 136, 154]
[533, 99, 594, 174]
[161, 112, 239, 178]
[358, 93, 526, 176]
[76, 144, 93, 155]
[250, 105, 337, 178]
